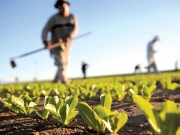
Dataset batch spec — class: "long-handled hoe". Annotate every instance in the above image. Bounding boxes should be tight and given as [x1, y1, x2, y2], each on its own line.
[10, 32, 91, 68]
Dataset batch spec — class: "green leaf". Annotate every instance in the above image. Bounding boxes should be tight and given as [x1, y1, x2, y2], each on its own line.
[11, 95, 24, 107]
[4, 93, 11, 100]
[22, 95, 32, 108]
[93, 105, 110, 132]
[112, 113, 128, 135]
[132, 85, 138, 95]
[100, 94, 112, 112]
[93, 105, 109, 121]
[77, 102, 99, 131]
[140, 85, 156, 100]
[101, 119, 112, 133]
[176, 127, 180, 135]
[60, 104, 69, 125]
[109, 111, 118, 119]
[32, 97, 40, 104]
[29, 102, 38, 109]
[160, 100, 177, 115]
[36, 109, 50, 120]
[60, 104, 78, 125]
[159, 100, 180, 135]
[65, 96, 78, 113]
[45, 96, 64, 112]
[45, 104, 60, 118]
[11, 95, 27, 115]
[64, 96, 78, 125]
[129, 91, 161, 133]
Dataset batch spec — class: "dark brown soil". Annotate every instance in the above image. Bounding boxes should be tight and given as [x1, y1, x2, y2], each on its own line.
[0, 88, 180, 135]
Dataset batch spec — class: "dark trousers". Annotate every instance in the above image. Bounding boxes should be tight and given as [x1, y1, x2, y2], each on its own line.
[82, 70, 86, 78]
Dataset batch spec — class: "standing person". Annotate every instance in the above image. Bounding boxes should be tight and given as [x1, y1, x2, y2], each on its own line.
[82, 62, 88, 78]
[175, 60, 178, 71]
[42, 0, 78, 84]
[134, 64, 141, 74]
[147, 36, 159, 74]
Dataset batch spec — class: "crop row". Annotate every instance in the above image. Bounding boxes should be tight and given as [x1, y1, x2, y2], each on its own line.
[0, 72, 180, 134]
[0, 76, 180, 102]
[0, 90, 180, 135]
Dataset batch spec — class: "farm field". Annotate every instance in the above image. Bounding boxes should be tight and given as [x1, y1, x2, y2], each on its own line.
[0, 72, 180, 135]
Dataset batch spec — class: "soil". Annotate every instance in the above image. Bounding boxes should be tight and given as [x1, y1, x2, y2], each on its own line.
[0, 88, 180, 135]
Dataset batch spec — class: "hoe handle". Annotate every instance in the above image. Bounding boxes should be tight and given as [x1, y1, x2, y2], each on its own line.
[13, 32, 92, 59]
[50, 32, 92, 49]
[17, 48, 45, 58]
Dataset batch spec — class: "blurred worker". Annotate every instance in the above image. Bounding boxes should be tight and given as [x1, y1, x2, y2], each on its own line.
[175, 60, 178, 71]
[42, 0, 78, 84]
[147, 36, 159, 74]
[134, 64, 141, 74]
[82, 62, 88, 78]
[15, 77, 19, 84]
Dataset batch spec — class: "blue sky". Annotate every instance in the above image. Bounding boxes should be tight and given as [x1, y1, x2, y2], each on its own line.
[0, 0, 180, 83]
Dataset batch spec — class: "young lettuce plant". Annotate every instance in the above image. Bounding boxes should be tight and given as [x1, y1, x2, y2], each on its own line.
[160, 77, 179, 92]
[129, 89, 180, 135]
[68, 86, 80, 97]
[12, 92, 40, 116]
[79, 85, 90, 100]
[160, 77, 179, 99]
[45, 96, 78, 126]
[0, 93, 19, 113]
[41, 88, 52, 96]
[24, 84, 42, 96]
[53, 84, 70, 99]
[136, 79, 156, 91]
[77, 94, 128, 135]
[110, 84, 127, 102]
[140, 84, 157, 101]
[126, 82, 139, 95]
[35, 96, 54, 120]
[0, 92, 40, 116]
[78, 84, 99, 100]
[89, 84, 99, 99]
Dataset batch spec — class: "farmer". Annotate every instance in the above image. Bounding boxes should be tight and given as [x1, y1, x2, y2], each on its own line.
[147, 36, 159, 74]
[175, 60, 178, 71]
[42, 0, 78, 84]
[82, 62, 88, 78]
[134, 64, 141, 74]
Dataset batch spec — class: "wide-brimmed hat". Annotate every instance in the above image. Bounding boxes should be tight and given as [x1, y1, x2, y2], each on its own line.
[55, 0, 70, 8]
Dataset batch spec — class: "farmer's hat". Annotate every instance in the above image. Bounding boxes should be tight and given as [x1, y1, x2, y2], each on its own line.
[55, 0, 70, 8]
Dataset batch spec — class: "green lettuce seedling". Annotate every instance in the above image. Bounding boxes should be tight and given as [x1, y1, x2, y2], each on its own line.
[35, 96, 55, 120]
[11, 93, 40, 116]
[129, 89, 180, 135]
[0, 93, 19, 113]
[126, 82, 139, 95]
[110, 84, 127, 101]
[78, 84, 99, 100]
[45, 96, 78, 126]
[77, 94, 128, 135]
[68, 86, 80, 97]
[160, 77, 179, 92]
[0, 92, 40, 116]
[89, 84, 99, 99]
[53, 84, 70, 99]
[79, 85, 90, 100]
[140, 84, 157, 100]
